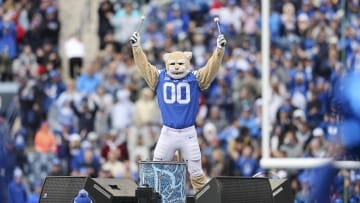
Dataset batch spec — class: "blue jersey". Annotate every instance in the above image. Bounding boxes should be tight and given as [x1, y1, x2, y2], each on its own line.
[156, 70, 200, 129]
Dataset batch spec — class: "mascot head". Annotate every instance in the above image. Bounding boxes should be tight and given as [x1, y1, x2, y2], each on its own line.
[163, 51, 192, 79]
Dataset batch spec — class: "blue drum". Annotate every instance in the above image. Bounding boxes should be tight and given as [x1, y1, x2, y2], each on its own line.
[138, 161, 187, 203]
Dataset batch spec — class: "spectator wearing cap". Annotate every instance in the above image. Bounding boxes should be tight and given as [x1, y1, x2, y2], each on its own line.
[43, 70, 66, 112]
[306, 127, 326, 158]
[68, 133, 82, 167]
[201, 122, 221, 165]
[7, 168, 27, 203]
[296, 13, 310, 39]
[292, 109, 306, 131]
[296, 0, 314, 18]
[73, 189, 92, 203]
[295, 122, 312, 150]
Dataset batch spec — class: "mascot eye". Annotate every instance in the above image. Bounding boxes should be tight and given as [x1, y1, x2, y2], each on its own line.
[170, 62, 175, 65]
[178, 62, 184, 65]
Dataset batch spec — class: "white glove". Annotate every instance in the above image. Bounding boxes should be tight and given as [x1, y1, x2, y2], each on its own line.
[217, 34, 226, 49]
[130, 32, 140, 47]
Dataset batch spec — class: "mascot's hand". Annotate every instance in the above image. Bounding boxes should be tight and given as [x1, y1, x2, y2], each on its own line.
[130, 32, 140, 47]
[217, 34, 226, 49]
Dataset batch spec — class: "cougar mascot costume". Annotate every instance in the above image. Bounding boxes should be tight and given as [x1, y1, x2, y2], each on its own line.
[130, 31, 226, 192]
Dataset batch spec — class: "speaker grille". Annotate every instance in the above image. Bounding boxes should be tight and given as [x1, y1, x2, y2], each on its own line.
[40, 177, 88, 203]
[196, 177, 273, 203]
[219, 178, 273, 203]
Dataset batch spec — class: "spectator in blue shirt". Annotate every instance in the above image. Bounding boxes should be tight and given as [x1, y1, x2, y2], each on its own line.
[26, 180, 42, 203]
[76, 65, 100, 96]
[71, 147, 101, 178]
[239, 106, 260, 139]
[43, 70, 66, 112]
[8, 168, 27, 203]
[234, 145, 258, 177]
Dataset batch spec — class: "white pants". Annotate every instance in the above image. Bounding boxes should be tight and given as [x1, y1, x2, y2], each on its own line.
[153, 125, 203, 177]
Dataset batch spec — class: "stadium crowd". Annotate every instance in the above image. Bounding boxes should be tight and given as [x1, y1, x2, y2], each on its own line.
[0, 0, 360, 202]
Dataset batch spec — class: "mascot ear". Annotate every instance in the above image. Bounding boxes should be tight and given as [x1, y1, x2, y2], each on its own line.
[183, 52, 192, 60]
[163, 53, 171, 62]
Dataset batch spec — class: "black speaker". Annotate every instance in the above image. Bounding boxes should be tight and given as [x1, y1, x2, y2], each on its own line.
[186, 195, 195, 203]
[88, 178, 137, 203]
[39, 176, 88, 203]
[39, 176, 137, 203]
[195, 177, 273, 203]
[269, 179, 294, 203]
[135, 185, 161, 203]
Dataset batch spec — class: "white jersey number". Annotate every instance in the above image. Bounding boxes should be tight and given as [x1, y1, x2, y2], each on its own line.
[163, 82, 190, 104]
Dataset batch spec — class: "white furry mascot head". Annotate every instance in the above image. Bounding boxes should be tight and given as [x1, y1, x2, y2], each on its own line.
[163, 51, 192, 79]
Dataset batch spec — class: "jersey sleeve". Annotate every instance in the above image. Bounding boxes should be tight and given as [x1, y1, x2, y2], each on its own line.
[196, 47, 225, 90]
[132, 46, 159, 90]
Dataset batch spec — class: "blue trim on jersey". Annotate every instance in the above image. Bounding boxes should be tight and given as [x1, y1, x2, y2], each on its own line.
[156, 71, 200, 129]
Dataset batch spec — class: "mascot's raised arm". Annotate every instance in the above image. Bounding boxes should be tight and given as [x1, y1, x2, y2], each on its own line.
[130, 24, 226, 193]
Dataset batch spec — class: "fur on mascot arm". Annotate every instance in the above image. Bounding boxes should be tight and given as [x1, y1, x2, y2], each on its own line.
[130, 32, 226, 91]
